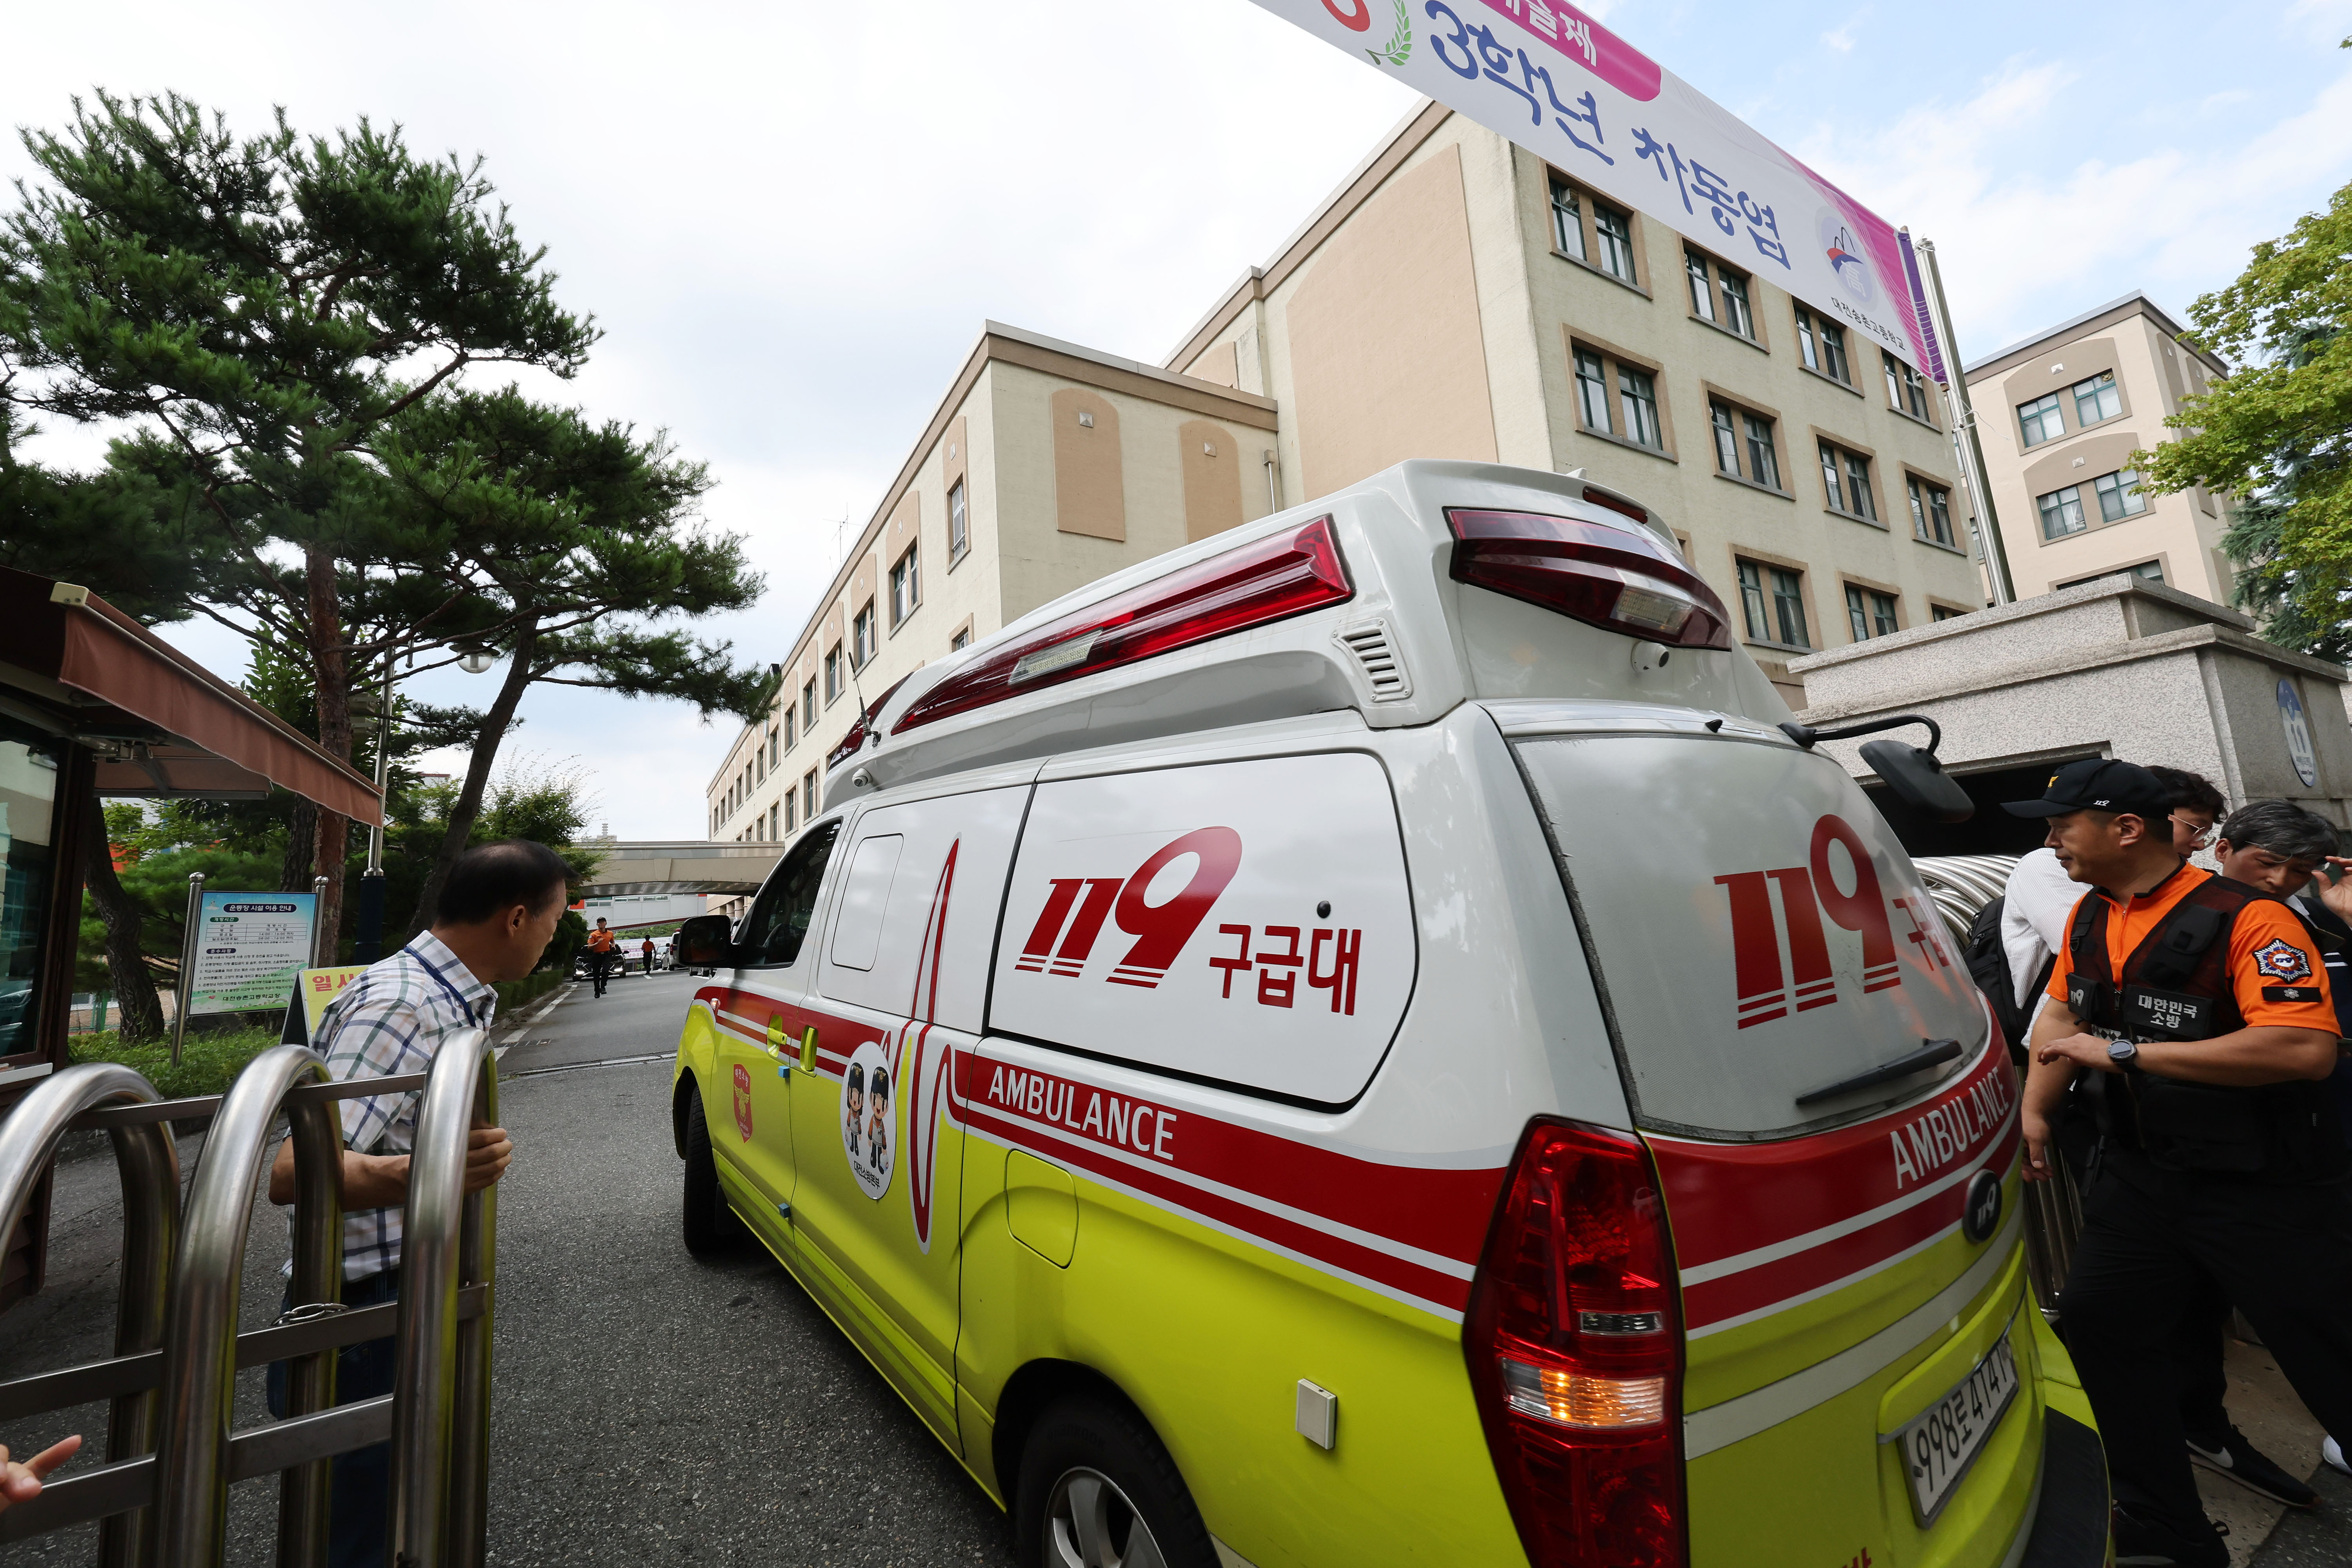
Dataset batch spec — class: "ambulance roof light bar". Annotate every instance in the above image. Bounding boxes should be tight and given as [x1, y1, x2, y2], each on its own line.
[1446, 507, 1732, 651]
[890, 517, 1354, 737]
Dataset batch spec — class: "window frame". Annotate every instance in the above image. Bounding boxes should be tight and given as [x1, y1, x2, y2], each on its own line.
[2018, 392, 2064, 448]
[851, 600, 877, 668]
[1793, 305, 1853, 387]
[1593, 203, 1638, 284]
[1574, 348, 1613, 436]
[802, 679, 817, 729]
[947, 478, 970, 565]
[1703, 391, 1787, 494]
[737, 819, 843, 969]
[1549, 175, 1589, 264]
[2037, 483, 2089, 541]
[890, 542, 921, 628]
[2093, 467, 2149, 524]
[1618, 363, 1664, 450]
[1816, 436, 1882, 524]
[1570, 336, 1676, 460]
[2072, 370, 2122, 429]
[1735, 556, 1813, 650]
[824, 646, 843, 704]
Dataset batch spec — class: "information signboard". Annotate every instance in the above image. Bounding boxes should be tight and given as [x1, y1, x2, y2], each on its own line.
[1247, 0, 1945, 374]
[188, 892, 317, 1017]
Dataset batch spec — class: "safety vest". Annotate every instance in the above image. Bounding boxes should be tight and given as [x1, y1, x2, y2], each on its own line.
[2067, 875, 2346, 1181]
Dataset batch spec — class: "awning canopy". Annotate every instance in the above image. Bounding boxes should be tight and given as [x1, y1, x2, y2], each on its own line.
[0, 566, 383, 823]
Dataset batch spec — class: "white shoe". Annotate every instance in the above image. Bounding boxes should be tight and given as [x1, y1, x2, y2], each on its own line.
[2326, 1435, 2350, 1478]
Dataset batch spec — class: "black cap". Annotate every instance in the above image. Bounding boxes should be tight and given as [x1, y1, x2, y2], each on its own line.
[2002, 758, 2171, 820]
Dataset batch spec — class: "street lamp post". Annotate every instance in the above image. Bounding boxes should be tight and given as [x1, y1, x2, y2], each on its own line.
[351, 640, 495, 962]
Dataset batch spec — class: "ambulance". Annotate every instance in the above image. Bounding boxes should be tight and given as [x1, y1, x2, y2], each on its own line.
[669, 460, 2106, 1568]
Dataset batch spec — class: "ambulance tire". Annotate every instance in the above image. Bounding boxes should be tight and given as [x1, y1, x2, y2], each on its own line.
[681, 1088, 746, 1255]
[1014, 1395, 1216, 1568]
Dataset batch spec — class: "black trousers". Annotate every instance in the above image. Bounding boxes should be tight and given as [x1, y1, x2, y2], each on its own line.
[267, 1269, 401, 1568]
[2061, 1150, 2352, 1527]
[588, 952, 613, 996]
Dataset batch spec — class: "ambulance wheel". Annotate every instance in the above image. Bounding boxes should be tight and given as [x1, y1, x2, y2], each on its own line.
[1014, 1396, 1215, 1568]
[681, 1088, 745, 1255]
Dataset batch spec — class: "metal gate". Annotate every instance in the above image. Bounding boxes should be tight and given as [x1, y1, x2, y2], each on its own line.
[0, 1027, 498, 1566]
[1913, 853, 2085, 1315]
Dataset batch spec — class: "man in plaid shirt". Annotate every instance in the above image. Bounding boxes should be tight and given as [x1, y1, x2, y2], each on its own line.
[266, 840, 564, 1568]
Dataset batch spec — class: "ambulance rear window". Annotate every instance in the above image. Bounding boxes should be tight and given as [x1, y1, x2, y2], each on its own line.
[1514, 732, 1988, 1140]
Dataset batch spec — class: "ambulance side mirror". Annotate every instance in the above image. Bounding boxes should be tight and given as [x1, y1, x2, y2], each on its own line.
[1779, 713, 1975, 825]
[675, 913, 740, 969]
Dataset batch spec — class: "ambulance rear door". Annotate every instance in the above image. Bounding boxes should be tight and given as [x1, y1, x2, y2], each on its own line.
[1505, 708, 2035, 1568]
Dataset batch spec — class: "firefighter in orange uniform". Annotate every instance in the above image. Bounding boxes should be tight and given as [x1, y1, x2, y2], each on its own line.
[2016, 758, 2352, 1567]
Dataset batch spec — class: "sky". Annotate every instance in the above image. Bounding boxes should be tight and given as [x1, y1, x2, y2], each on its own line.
[11, 0, 2352, 838]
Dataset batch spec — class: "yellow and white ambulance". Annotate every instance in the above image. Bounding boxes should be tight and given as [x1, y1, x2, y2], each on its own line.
[670, 460, 2105, 1568]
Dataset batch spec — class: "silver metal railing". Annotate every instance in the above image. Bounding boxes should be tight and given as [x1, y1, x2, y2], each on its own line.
[0, 1027, 498, 1564]
[1913, 853, 2086, 1316]
[0, 1063, 183, 1567]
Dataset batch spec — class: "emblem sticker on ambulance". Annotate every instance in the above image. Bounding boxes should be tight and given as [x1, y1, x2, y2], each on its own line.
[994, 753, 1416, 1105]
[840, 1040, 896, 1199]
[2254, 939, 2313, 984]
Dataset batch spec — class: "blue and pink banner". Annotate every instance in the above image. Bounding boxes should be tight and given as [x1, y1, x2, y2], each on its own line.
[1252, 0, 1948, 377]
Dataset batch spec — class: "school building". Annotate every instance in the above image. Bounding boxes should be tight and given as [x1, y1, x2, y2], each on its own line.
[705, 102, 1998, 868]
[1962, 292, 2234, 604]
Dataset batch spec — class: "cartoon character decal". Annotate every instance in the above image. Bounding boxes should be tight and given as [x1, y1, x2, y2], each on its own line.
[841, 1042, 895, 1201]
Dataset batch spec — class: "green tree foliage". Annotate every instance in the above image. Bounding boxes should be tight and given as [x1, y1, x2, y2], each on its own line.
[0, 90, 597, 937]
[2141, 173, 2352, 655]
[373, 387, 766, 932]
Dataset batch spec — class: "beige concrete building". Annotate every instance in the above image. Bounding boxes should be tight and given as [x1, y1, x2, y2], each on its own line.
[708, 103, 1994, 847]
[1165, 103, 1990, 701]
[1963, 292, 2233, 604]
[703, 323, 1279, 875]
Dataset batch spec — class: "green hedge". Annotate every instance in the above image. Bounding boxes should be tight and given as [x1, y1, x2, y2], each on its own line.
[69, 1025, 283, 1101]
[493, 969, 566, 1018]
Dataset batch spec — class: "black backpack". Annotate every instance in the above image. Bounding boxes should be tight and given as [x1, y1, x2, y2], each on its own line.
[1964, 894, 2049, 1062]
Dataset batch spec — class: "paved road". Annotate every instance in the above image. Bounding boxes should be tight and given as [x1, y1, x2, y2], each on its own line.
[3, 971, 1016, 1566]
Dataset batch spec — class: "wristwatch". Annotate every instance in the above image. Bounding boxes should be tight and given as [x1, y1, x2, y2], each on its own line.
[2106, 1039, 2140, 1069]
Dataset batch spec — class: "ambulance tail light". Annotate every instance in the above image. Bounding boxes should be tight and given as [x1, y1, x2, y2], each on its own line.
[1446, 507, 1731, 651]
[891, 517, 1353, 734]
[1464, 1118, 1686, 1568]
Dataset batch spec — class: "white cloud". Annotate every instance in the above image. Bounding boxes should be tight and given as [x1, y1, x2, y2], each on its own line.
[1800, 56, 2352, 360]
[1821, 24, 1857, 52]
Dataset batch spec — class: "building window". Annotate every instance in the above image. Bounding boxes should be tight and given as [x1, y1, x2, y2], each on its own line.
[754, 750, 765, 784]
[783, 708, 795, 750]
[852, 601, 876, 668]
[1594, 203, 1636, 283]
[1686, 251, 1716, 323]
[801, 678, 817, 729]
[2037, 483, 2089, 540]
[1845, 584, 1899, 641]
[1906, 476, 1955, 546]
[2057, 560, 2165, 590]
[1932, 604, 1965, 621]
[1618, 365, 1663, 449]
[2073, 371, 2121, 427]
[1575, 349, 1612, 434]
[1709, 400, 1782, 490]
[768, 803, 779, 839]
[890, 544, 920, 627]
[1744, 414, 1781, 490]
[948, 479, 968, 563]
[1549, 176, 1587, 263]
[767, 724, 781, 767]
[784, 792, 796, 834]
[1737, 559, 1810, 648]
[824, 646, 843, 703]
[2093, 468, 2149, 523]
[1883, 353, 1931, 420]
[803, 770, 817, 821]
[950, 625, 971, 652]
[1795, 307, 1850, 384]
[1683, 250, 1755, 340]
[1722, 273, 1754, 339]
[2018, 392, 2064, 447]
[1818, 441, 1876, 520]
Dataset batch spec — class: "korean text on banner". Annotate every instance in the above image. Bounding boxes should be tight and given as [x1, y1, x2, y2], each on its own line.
[188, 891, 317, 1017]
[1249, 0, 1943, 375]
[297, 965, 369, 1039]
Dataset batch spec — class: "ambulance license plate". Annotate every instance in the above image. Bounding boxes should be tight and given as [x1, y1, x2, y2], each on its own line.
[1893, 1325, 2019, 1524]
